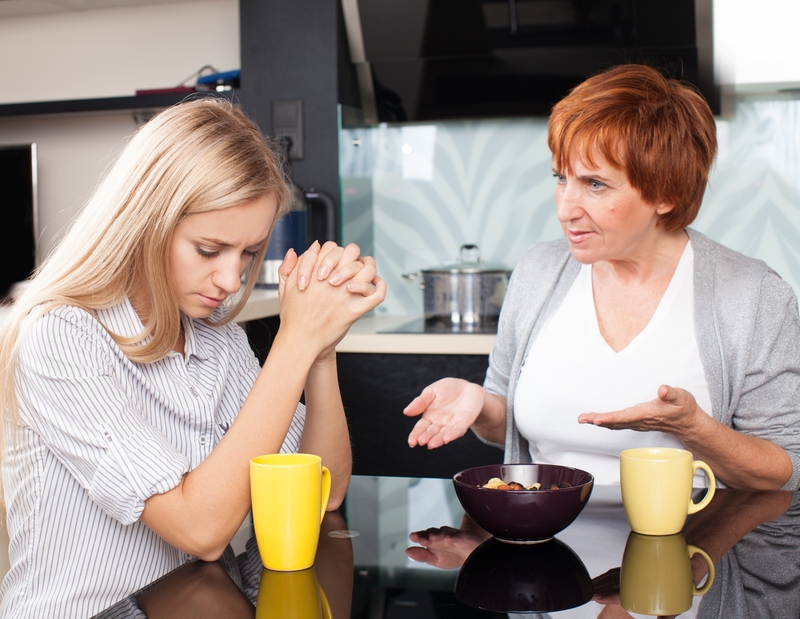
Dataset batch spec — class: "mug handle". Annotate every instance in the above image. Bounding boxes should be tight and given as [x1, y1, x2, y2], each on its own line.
[686, 544, 716, 596]
[687, 461, 716, 514]
[319, 466, 331, 522]
[320, 586, 333, 619]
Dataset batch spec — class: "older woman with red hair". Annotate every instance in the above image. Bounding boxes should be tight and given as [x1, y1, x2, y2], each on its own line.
[404, 64, 800, 491]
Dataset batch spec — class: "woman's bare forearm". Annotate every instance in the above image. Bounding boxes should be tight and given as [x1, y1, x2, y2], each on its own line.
[679, 412, 793, 490]
[299, 354, 352, 510]
[141, 330, 321, 560]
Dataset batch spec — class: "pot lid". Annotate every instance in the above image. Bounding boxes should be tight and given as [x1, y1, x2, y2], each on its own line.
[422, 244, 511, 274]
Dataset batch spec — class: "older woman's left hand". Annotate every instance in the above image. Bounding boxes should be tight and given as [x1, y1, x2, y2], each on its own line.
[577, 385, 704, 437]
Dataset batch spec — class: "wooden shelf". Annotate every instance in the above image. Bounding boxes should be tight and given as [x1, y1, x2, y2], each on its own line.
[0, 89, 235, 118]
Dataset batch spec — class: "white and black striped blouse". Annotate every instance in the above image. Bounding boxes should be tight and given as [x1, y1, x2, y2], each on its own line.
[0, 299, 304, 618]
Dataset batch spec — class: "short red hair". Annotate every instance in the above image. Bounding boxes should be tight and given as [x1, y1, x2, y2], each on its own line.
[548, 64, 717, 232]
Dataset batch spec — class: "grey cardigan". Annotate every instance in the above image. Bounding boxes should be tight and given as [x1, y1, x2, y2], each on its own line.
[483, 229, 800, 490]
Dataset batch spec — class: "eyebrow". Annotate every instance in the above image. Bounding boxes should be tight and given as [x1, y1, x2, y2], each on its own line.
[576, 173, 613, 182]
[199, 236, 270, 249]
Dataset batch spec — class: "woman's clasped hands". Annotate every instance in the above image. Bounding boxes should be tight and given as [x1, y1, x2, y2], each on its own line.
[277, 241, 385, 358]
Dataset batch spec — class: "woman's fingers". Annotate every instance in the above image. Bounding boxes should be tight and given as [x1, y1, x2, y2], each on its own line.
[329, 261, 367, 286]
[409, 417, 462, 450]
[322, 245, 375, 286]
[316, 243, 361, 281]
[345, 280, 379, 298]
[290, 242, 377, 290]
[277, 248, 298, 300]
[577, 385, 700, 434]
[294, 240, 321, 290]
[404, 389, 437, 418]
[352, 276, 387, 306]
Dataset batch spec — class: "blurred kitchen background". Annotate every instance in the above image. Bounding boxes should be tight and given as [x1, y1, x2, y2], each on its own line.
[2, 0, 799, 313]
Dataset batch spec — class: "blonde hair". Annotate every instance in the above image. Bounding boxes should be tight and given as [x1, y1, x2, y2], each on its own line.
[0, 98, 290, 429]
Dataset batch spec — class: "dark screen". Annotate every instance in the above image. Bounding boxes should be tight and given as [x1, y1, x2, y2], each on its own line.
[357, 0, 717, 121]
[0, 145, 37, 298]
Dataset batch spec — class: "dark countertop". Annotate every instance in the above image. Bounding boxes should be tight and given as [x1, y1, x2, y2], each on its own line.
[93, 477, 800, 619]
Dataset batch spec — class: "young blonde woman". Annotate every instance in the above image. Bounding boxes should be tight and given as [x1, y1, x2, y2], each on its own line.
[0, 99, 385, 618]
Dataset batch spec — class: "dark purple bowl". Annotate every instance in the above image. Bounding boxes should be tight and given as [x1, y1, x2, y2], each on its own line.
[455, 537, 593, 613]
[453, 464, 594, 542]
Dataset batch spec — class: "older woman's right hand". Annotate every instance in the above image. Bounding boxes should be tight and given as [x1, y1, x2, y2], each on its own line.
[404, 378, 488, 449]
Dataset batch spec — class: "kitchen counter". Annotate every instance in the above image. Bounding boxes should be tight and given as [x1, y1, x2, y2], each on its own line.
[2, 291, 497, 356]
[335, 314, 497, 355]
[235, 288, 280, 323]
[236, 292, 497, 356]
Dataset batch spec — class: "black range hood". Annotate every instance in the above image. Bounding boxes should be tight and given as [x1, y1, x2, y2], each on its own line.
[341, 0, 718, 123]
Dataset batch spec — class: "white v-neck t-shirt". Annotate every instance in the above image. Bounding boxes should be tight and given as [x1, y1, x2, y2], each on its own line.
[514, 241, 713, 486]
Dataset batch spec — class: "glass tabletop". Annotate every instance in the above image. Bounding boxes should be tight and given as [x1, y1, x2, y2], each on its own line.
[93, 476, 800, 619]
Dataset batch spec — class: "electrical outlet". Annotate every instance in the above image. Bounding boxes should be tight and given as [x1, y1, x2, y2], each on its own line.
[272, 99, 303, 160]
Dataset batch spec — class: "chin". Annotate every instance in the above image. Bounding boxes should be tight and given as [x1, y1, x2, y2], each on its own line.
[568, 248, 599, 265]
[181, 305, 216, 320]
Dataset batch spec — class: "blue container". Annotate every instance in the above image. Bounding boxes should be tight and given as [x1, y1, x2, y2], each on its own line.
[258, 211, 308, 288]
[266, 211, 307, 260]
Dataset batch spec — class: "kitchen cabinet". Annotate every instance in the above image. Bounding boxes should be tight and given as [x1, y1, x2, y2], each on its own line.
[0, 90, 233, 118]
[245, 313, 503, 478]
[338, 351, 503, 479]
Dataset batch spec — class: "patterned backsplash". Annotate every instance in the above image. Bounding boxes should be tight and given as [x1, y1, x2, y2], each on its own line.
[341, 97, 800, 316]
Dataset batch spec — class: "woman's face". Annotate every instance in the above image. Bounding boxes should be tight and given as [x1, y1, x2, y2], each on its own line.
[169, 193, 276, 318]
[553, 152, 672, 265]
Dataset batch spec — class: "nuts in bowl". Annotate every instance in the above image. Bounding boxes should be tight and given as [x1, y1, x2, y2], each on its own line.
[453, 464, 594, 543]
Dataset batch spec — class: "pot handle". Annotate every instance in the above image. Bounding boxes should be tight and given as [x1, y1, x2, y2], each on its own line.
[402, 272, 421, 282]
[460, 244, 482, 263]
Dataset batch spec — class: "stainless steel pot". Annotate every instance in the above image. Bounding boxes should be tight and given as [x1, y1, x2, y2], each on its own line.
[404, 245, 511, 328]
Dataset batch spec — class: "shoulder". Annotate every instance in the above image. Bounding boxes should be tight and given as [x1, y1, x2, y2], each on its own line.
[515, 238, 572, 272]
[496, 238, 576, 339]
[21, 305, 110, 350]
[192, 313, 259, 369]
[688, 229, 796, 308]
[18, 304, 117, 372]
[508, 238, 573, 291]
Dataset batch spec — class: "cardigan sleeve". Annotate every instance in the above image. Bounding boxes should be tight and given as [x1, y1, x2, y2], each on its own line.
[731, 270, 800, 490]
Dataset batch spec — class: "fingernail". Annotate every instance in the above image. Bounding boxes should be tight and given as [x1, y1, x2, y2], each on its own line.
[346, 282, 358, 292]
[317, 265, 329, 280]
[298, 275, 308, 290]
[329, 273, 342, 285]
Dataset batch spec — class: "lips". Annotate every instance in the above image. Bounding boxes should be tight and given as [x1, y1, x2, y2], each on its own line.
[199, 294, 225, 308]
[566, 230, 596, 244]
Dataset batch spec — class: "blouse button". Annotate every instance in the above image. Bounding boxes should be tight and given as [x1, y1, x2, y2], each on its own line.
[199, 434, 207, 445]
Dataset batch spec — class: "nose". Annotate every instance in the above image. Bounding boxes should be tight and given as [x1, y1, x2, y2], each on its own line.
[212, 255, 242, 295]
[555, 179, 583, 223]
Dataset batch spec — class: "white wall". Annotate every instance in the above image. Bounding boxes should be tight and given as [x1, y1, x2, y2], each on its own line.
[714, 0, 800, 89]
[0, 0, 240, 104]
[0, 112, 138, 259]
[0, 0, 240, 260]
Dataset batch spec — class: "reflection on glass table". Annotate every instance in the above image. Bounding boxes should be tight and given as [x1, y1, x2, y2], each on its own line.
[92, 476, 800, 619]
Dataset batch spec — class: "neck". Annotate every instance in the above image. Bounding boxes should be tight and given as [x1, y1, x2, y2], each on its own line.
[129, 283, 185, 355]
[594, 228, 689, 284]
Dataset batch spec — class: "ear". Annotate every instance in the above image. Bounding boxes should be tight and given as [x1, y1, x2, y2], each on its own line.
[655, 202, 675, 215]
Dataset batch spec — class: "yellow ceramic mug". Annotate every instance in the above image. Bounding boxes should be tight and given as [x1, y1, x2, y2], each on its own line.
[620, 447, 715, 535]
[256, 567, 332, 619]
[250, 453, 331, 571]
[620, 532, 715, 616]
